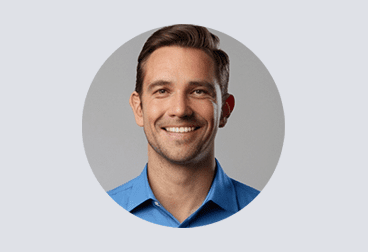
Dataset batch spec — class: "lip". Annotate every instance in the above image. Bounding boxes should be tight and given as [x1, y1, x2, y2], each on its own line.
[162, 125, 200, 128]
[161, 126, 201, 132]
[160, 126, 201, 141]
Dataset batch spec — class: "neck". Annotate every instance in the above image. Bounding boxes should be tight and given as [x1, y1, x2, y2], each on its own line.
[147, 146, 216, 223]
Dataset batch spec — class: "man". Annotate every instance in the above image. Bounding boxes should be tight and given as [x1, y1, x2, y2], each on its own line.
[108, 24, 259, 228]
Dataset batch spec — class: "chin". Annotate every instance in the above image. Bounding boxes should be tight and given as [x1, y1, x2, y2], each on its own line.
[148, 140, 211, 165]
[161, 153, 198, 165]
[159, 148, 211, 166]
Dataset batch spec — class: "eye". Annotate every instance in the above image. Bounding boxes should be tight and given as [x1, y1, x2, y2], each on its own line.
[193, 89, 206, 95]
[157, 89, 167, 94]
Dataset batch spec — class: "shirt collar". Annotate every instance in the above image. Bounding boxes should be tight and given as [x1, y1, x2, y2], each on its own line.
[204, 159, 239, 213]
[126, 164, 156, 212]
[126, 159, 239, 213]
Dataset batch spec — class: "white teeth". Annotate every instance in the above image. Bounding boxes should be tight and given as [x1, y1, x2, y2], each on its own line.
[165, 127, 196, 133]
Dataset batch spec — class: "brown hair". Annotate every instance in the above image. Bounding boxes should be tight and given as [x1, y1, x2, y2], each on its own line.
[135, 24, 230, 102]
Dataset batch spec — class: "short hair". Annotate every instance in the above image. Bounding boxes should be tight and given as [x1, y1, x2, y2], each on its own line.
[135, 24, 230, 102]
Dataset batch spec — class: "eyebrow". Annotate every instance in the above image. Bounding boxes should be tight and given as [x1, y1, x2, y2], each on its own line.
[147, 80, 216, 94]
[188, 81, 216, 94]
[147, 80, 172, 93]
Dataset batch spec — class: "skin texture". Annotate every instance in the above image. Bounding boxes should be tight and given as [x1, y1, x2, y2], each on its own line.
[129, 46, 234, 223]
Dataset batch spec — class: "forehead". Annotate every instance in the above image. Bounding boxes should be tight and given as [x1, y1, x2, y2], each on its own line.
[143, 46, 216, 87]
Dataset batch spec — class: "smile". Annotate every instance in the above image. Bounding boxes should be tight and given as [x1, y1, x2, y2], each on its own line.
[164, 127, 199, 133]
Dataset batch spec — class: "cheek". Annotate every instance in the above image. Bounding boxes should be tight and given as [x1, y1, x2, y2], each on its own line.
[211, 102, 221, 124]
[143, 100, 165, 124]
[194, 100, 218, 122]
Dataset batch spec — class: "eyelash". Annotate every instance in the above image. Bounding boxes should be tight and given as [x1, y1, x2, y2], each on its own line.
[157, 89, 167, 94]
[154, 89, 208, 96]
[193, 89, 207, 95]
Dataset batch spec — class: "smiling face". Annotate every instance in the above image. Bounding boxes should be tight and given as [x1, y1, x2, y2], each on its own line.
[130, 46, 226, 165]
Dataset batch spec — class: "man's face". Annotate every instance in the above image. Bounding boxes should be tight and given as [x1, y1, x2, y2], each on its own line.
[133, 46, 224, 164]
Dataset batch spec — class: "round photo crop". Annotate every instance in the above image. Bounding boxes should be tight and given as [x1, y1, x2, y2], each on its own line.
[82, 24, 284, 228]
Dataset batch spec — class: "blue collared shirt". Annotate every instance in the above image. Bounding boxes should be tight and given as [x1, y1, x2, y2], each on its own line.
[107, 159, 259, 228]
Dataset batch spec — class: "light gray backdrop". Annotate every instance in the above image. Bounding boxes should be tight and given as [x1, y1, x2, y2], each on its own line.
[3, 1, 367, 250]
[82, 27, 284, 192]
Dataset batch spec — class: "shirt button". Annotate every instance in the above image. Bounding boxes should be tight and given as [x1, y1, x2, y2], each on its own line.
[154, 201, 160, 206]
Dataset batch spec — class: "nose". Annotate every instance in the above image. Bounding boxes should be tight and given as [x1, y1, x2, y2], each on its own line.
[168, 91, 193, 118]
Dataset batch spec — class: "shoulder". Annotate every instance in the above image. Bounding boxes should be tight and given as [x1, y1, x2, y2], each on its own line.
[106, 177, 138, 208]
[107, 177, 137, 196]
[231, 179, 260, 209]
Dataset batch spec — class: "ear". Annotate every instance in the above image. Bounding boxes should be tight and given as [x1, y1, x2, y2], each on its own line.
[129, 91, 144, 127]
[219, 94, 235, 128]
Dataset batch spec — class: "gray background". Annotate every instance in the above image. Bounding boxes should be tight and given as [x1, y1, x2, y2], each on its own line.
[83, 28, 284, 191]
[2, 0, 367, 251]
